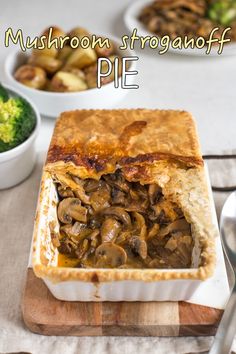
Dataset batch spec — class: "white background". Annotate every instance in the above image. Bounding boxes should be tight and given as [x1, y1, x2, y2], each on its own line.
[0, 0, 236, 154]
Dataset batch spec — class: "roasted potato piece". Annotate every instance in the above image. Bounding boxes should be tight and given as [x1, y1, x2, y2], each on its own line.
[66, 47, 97, 69]
[33, 26, 66, 58]
[42, 26, 66, 39]
[14, 64, 47, 89]
[95, 37, 115, 57]
[68, 27, 91, 40]
[57, 46, 73, 62]
[28, 55, 62, 74]
[62, 66, 86, 81]
[33, 44, 58, 59]
[84, 64, 97, 89]
[50, 71, 88, 92]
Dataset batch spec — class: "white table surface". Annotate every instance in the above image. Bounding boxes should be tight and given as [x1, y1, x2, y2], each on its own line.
[0, 0, 236, 155]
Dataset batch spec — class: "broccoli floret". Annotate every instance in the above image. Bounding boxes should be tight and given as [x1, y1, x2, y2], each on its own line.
[0, 84, 9, 103]
[208, 0, 236, 25]
[0, 97, 36, 153]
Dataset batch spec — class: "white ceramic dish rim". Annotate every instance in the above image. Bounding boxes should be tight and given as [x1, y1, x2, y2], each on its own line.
[31, 164, 216, 284]
[0, 84, 40, 163]
[4, 35, 137, 98]
[124, 0, 236, 57]
[29, 164, 229, 303]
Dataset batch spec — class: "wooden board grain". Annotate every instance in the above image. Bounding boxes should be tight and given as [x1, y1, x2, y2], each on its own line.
[22, 269, 223, 337]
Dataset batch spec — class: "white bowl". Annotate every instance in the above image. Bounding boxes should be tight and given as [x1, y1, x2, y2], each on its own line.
[0, 85, 40, 189]
[4, 38, 137, 118]
[124, 0, 236, 57]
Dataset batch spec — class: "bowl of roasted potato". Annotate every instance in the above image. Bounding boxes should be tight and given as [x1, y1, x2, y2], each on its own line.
[5, 26, 136, 117]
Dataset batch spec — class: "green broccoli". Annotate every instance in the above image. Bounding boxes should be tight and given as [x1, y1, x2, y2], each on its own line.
[0, 96, 36, 153]
[0, 84, 9, 103]
[208, 0, 236, 26]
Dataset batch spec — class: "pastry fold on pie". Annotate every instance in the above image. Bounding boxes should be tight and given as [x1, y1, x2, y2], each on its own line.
[34, 109, 216, 282]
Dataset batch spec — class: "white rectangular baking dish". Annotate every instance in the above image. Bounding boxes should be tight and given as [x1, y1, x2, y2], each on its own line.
[32, 165, 217, 302]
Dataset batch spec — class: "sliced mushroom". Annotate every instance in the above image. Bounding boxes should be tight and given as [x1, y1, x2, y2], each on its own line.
[174, 235, 193, 265]
[132, 212, 147, 240]
[76, 228, 95, 243]
[174, 207, 184, 218]
[58, 198, 87, 224]
[102, 207, 131, 228]
[103, 173, 130, 193]
[90, 187, 110, 212]
[148, 258, 167, 269]
[129, 236, 147, 259]
[76, 239, 89, 260]
[101, 218, 121, 243]
[128, 187, 149, 211]
[125, 203, 146, 214]
[129, 189, 140, 201]
[74, 189, 90, 204]
[116, 230, 132, 245]
[147, 223, 160, 239]
[71, 221, 86, 236]
[151, 200, 179, 223]
[164, 251, 188, 269]
[149, 209, 166, 223]
[88, 217, 102, 229]
[84, 179, 100, 193]
[111, 188, 126, 205]
[165, 236, 178, 252]
[158, 219, 191, 238]
[95, 242, 127, 268]
[58, 185, 74, 198]
[55, 174, 90, 204]
[60, 221, 87, 238]
[58, 238, 78, 255]
[71, 176, 91, 204]
[88, 229, 100, 248]
[148, 184, 162, 204]
[132, 183, 148, 200]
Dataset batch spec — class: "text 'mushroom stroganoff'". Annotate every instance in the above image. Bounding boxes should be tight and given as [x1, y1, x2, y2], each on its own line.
[41, 109, 216, 273]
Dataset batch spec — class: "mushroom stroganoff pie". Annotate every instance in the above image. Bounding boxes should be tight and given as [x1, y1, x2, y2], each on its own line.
[33, 109, 216, 280]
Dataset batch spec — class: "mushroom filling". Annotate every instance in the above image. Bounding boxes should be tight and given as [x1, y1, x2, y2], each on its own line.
[53, 170, 193, 269]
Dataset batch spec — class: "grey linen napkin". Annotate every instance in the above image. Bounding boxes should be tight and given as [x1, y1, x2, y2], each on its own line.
[0, 152, 236, 354]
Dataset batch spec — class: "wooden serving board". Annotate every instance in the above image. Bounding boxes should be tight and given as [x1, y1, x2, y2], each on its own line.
[22, 269, 223, 337]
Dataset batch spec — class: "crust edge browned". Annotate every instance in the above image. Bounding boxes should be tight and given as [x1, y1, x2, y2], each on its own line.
[46, 109, 203, 176]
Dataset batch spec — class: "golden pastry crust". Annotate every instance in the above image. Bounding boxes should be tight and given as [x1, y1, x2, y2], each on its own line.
[33, 109, 216, 283]
[45, 109, 203, 179]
